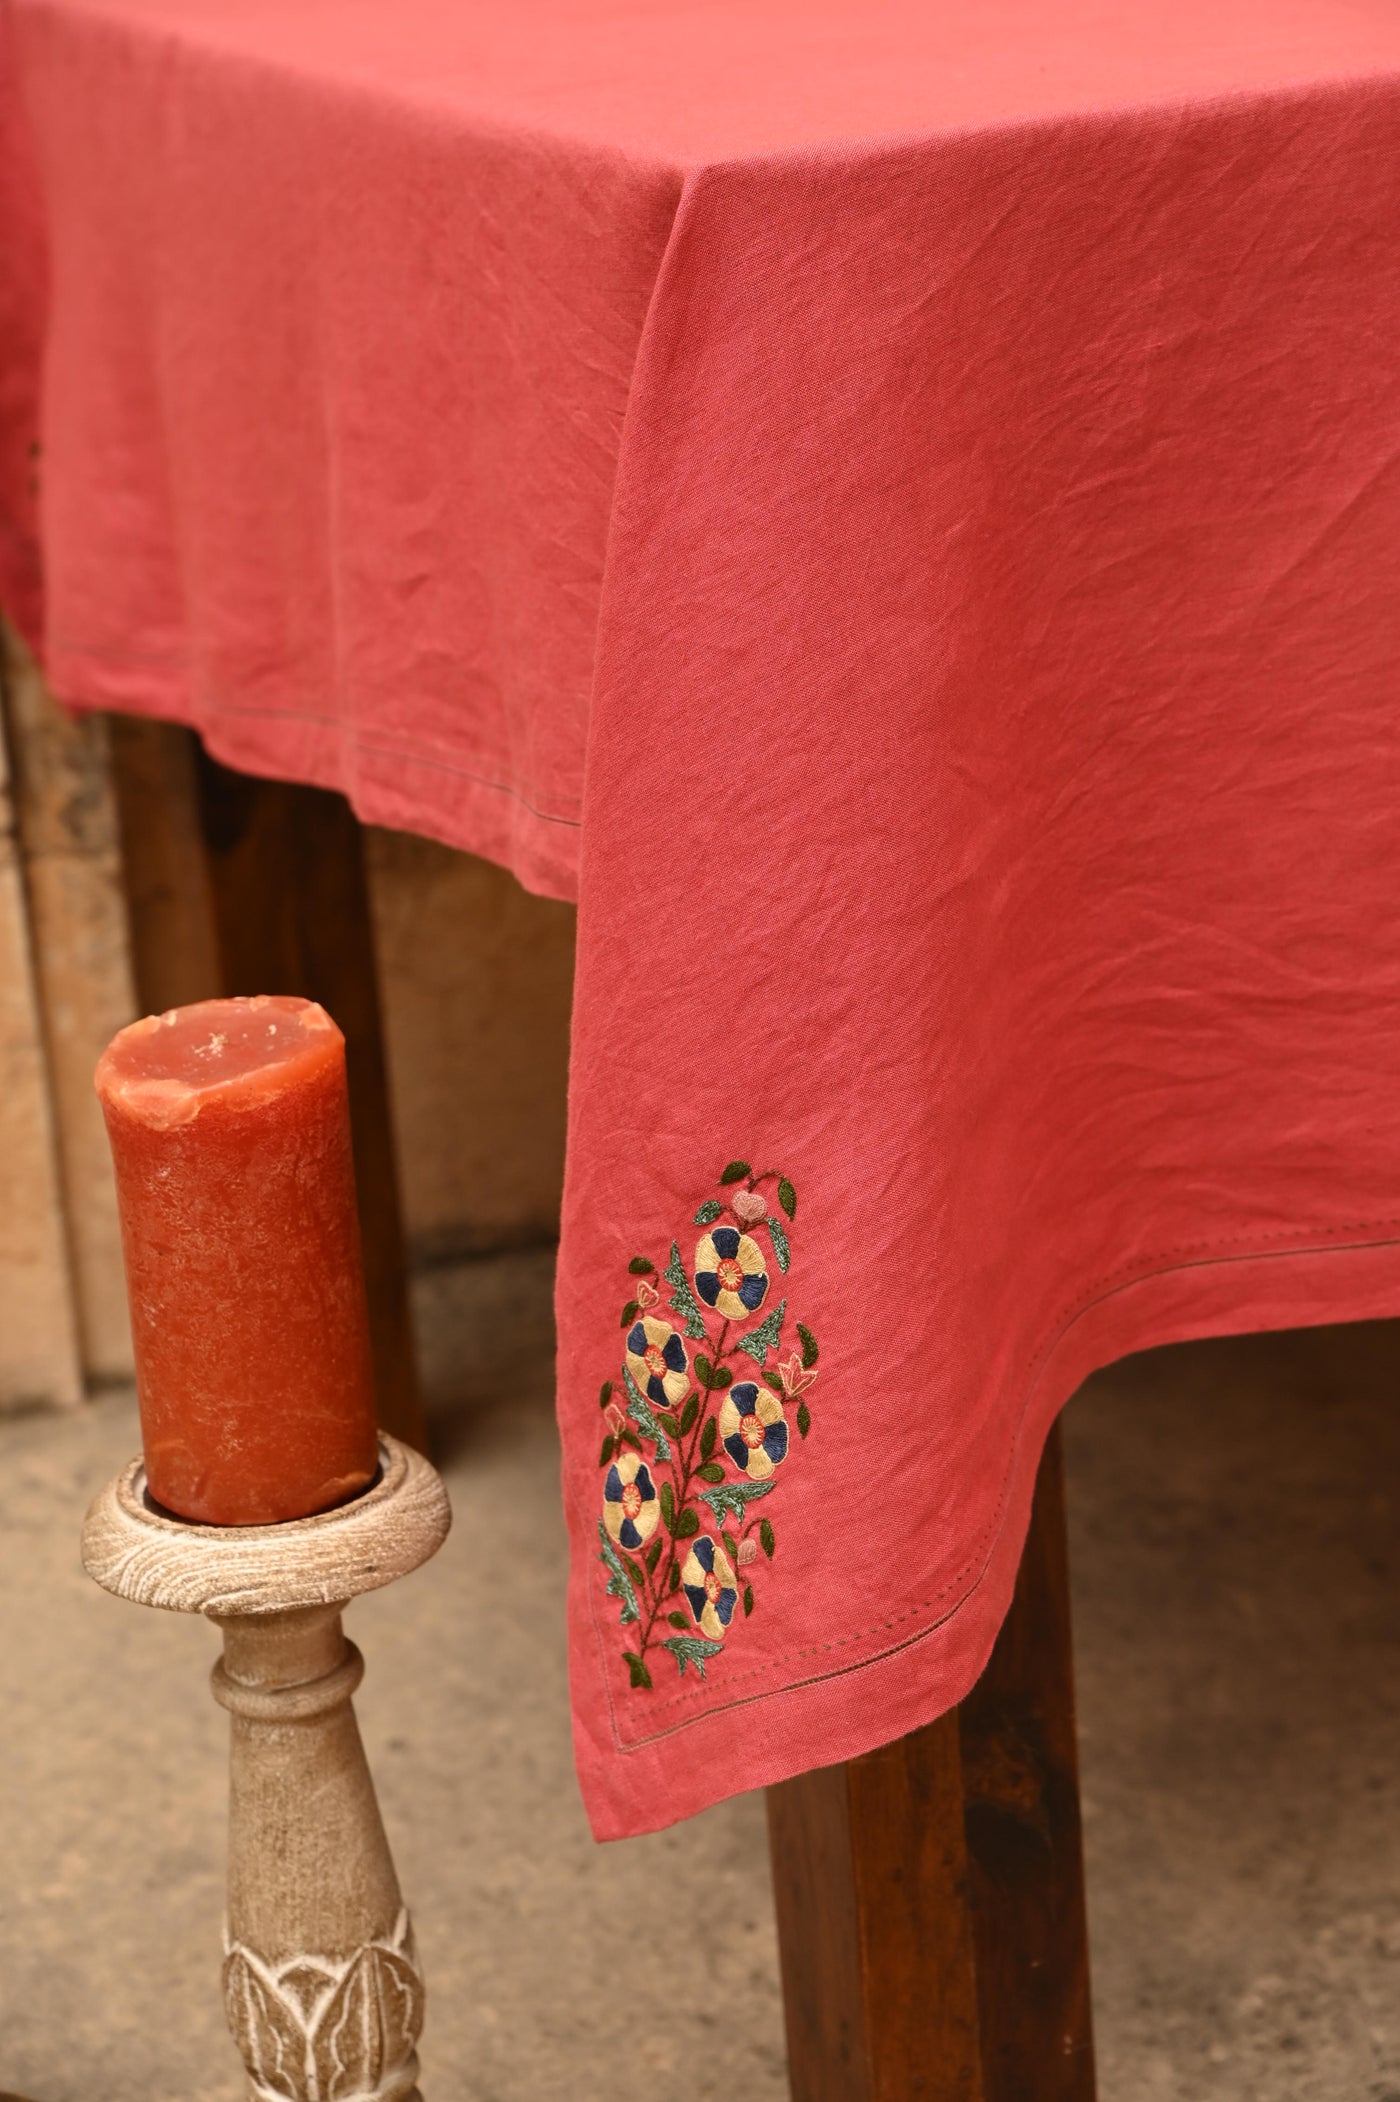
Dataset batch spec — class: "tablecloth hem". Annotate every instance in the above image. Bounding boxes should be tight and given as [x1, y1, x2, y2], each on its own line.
[576, 1226, 1400, 1838]
[44, 641, 583, 903]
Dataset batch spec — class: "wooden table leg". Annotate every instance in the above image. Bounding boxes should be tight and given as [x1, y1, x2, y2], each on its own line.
[768, 1421, 1094, 2102]
[106, 717, 427, 1452]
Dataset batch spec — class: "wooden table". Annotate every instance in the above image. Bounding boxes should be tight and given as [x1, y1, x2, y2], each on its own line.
[109, 718, 1096, 2102]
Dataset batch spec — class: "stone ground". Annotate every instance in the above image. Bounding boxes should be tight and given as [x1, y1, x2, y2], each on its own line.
[2, 1257, 1398, 2101]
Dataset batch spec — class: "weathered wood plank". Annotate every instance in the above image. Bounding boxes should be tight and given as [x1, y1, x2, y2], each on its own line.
[0, 641, 82, 1410]
[2, 625, 135, 1384]
[959, 1424, 1096, 2102]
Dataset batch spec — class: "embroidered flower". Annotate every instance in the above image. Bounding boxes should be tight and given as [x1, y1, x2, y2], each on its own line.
[694, 1227, 769, 1319]
[625, 1315, 689, 1407]
[718, 1381, 790, 1479]
[603, 1453, 660, 1552]
[681, 1536, 739, 1640]
[597, 1155, 818, 1688]
[777, 1353, 817, 1400]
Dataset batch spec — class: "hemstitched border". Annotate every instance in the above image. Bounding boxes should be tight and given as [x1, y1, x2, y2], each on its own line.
[594, 1215, 1400, 1748]
[49, 646, 585, 829]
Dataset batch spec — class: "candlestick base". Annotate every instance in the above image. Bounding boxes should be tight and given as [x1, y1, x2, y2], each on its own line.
[82, 1434, 450, 2102]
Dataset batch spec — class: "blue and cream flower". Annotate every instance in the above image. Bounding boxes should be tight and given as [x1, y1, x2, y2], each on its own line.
[602, 1453, 660, 1552]
[694, 1226, 768, 1320]
[624, 1315, 689, 1408]
[680, 1535, 739, 1641]
[718, 1381, 789, 1479]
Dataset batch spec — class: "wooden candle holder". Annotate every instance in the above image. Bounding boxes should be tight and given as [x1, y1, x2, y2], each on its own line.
[81, 1434, 451, 2102]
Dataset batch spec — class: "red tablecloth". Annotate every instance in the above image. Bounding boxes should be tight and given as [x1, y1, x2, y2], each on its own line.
[5, 0, 1400, 1839]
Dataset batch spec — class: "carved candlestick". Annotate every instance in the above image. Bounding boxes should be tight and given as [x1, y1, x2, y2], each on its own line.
[81, 1433, 451, 2102]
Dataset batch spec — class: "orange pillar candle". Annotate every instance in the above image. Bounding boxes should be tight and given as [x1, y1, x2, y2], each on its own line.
[96, 995, 380, 1525]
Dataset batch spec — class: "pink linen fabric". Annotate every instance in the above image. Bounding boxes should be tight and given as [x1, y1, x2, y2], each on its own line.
[4, 0, 1400, 1838]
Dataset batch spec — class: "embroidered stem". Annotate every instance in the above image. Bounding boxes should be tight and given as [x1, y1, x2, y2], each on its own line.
[632, 1316, 733, 1664]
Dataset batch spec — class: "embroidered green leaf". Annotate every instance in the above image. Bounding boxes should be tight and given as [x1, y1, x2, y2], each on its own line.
[700, 1479, 776, 1525]
[760, 1517, 776, 1558]
[659, 1480, 676, 1531]
[761, 1369, 785, 1395]
[619, 1430, 643, 1453]
[693, 1199, 723, 1225]
[796, 1322, 819, 1369]
[675, 1507, 700, 1539]
[656, 1409, 680, 1438]
[624, 1553, 647, 1593]
[668, 1561, 681, 1592]
[620, 1299, 641, 1327]
[721, 1530, 740, 1562]
[622, 1366, 672, 1461]
[664, 1240, 709, 1341]
[700, 1415, 718, 1461]
[680, 1393, 699, 1435]
[743, 1585, 755, 1616]
[668, 1611, 689, 1630]
[767, 1217, 791, 1273]
[696, 1355, 734, 1391]
[797, 1402, 811, 1438]
[777, 1176, 797, 1220]
[697, 1462, 726, 1484]
[645, 1537, 663, 1575]
[720, 1161, 752, 1184]
[599, 1435, 615, 1466]
[695, 1354, 714, 1387]
[599, 1380, 614, 1408]
[622, 1650, 653, 1690]
[628, 1255, 656, 1275]
[664, 1634, 722, 1680]
[737, 1298, 786, 1367]
[598, 1522, 640, 1626]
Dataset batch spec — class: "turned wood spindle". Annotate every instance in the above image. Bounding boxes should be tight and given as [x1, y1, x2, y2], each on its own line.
[81, 1432, 451, 2102]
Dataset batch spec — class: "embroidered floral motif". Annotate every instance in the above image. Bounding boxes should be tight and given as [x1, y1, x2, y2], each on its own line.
[777, 1352, 817, 1399]
[694, 1226, 769, 1318]
[603, 1452, 661, 1552]
[625, 1315, 690, 1408]
[718, 1382, 789, 1479]
[681, 1536, 740, 1639]
[597, 1159, 818, 1690]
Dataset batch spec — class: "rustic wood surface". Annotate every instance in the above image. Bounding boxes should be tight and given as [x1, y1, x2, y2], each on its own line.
[0, 636, 82, 1409]
[2, 625, 135, 1385]
[81, 1434, 450, 1618]
[960, 1421, 1096, 2101]
[107, 720, 427, 1451]
[768, 1421, 1096, 2102]
[81, 1433, 450, 2101]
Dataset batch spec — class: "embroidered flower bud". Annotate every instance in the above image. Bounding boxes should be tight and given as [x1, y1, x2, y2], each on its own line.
[604, 1401, 627, 1436]
[736, 1537, 759, 1567]
[778, 1352, 817, 1399]
[732, 1188, 767, 1227]
[636, 1278, 660, 1309]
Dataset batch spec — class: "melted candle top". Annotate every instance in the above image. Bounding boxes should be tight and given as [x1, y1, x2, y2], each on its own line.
[95, 995, 342, 1127]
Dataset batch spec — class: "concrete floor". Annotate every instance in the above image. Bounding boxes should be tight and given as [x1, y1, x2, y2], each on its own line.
[2, 1257, 1398, 2101]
